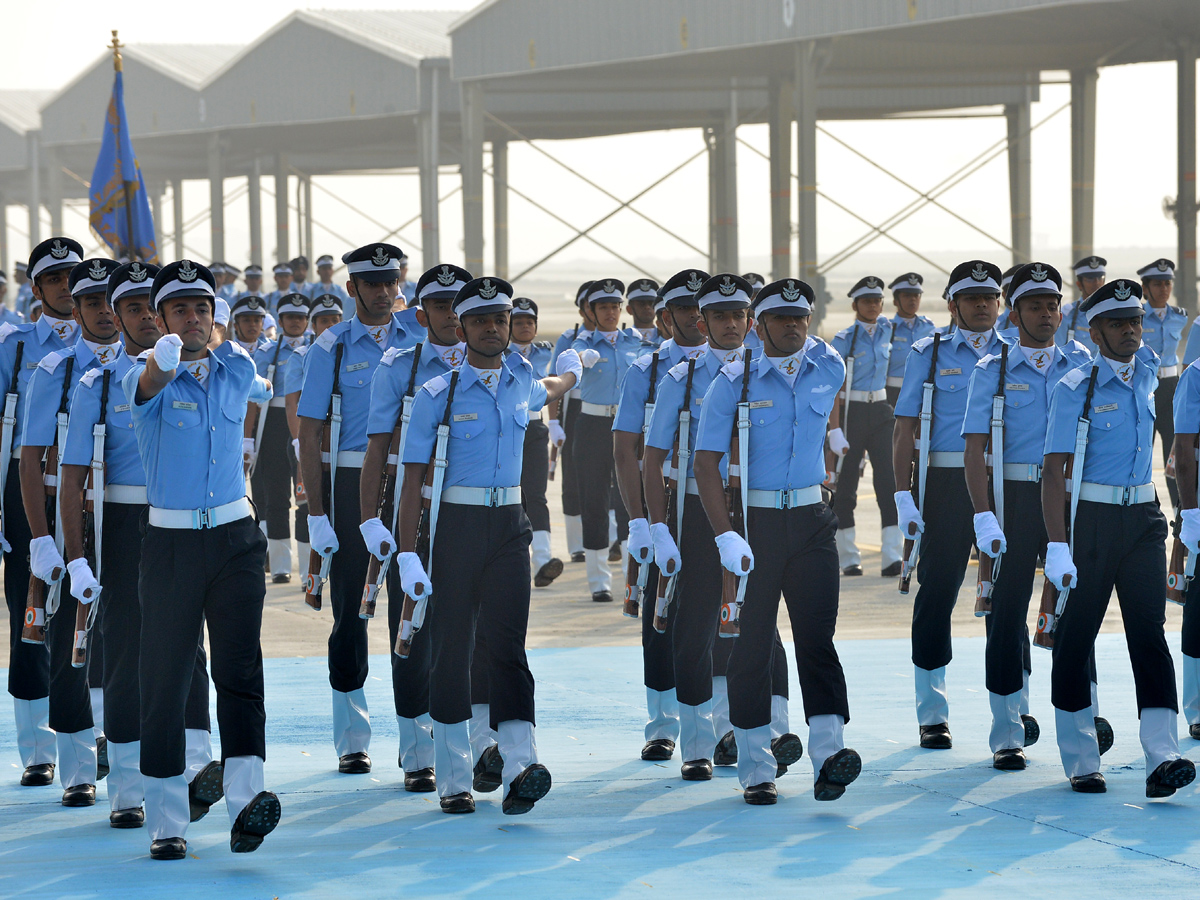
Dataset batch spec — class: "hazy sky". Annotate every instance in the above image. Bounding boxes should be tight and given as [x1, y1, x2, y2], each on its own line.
[2, 0, 1196, 292]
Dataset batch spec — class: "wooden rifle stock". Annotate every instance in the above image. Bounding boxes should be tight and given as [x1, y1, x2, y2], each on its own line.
[899, 533, 916, 595]
[974, 540, 1002, 616]
[622, 555, 642, 618]
[650, 477, 676, 634]
[548, 442, 558, 481]
[21, 575, 49, 644]
[1167, 522, 1188, 606]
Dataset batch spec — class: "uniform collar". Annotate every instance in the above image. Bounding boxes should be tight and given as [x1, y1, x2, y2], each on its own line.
[459, 360, 512, 394]
[350, 314, 397, 344]
[1008, 343, 1060, 374]
[949, 327, 999, 353]
[1093, 355, 1146, 390]
[755, 348, 812, 381]
[36, 313, 74, 345]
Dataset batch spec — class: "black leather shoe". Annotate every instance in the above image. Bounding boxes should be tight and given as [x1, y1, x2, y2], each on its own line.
[993, 748, 1027, 771]
[743, 782, 777, 805]
[772, 733, 804, 777]
[150, 837, 187, 860]
[534, 558, 564, 588]
[814, 748, 862, 801]
[920, 723, 952, 750]
[681, 759, 713, 781]
[592, 591, 613, 603]
[880, 561, 903, 577]
[230, 791, 281, 853]
[1070, 772, 1106, 793]
[110, 807, 145, 829]
[473, 745, 504, 793]
[1022, 715, 1040, 747]
[440, 791, 475, 814]
[570, 552, 585, 563]
[1095, 717, 1114, 756]
[1146, 758, 1196, 798]
[842, 565, 864, 577]
[339, 751, 371, 774]
[502, 763, 552, 815]
[404, 767, 436, 793]
[20, 763, 54, 786]
[713, 731, 738, 767]
[272, 573, 291, 584]
[62, 783, 96, 807]
[608, 541, 622, 562]
[96, 735, 109, 781]
[1190, 723, 1200, 741]
[189, 760, 224, 822]
[641, 738, 675, 761]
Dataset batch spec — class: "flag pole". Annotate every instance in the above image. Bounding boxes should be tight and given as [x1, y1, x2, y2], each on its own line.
[111, 30, 137, 260]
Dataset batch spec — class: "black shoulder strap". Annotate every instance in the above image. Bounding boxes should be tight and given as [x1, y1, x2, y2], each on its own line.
[98, 370, 112, 426]
[739, 347, 753, 402]
[1081, 363, 1100, 421]
[996, 343, 1009, 399]
[57, 358, 75, 415]
[925, 333, 942, 386]
[406, 343, 425, 399]
[8, 340, 24, 397]
[440, 370, 460, 427]
[646, 350, 662, 404]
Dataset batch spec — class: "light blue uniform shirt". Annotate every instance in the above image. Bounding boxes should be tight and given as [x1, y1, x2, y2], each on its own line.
[399, 281, 417, 305]
[696, 341, 845, 492]
[302, 281, 350, 303]
[1173, 358, 1200, 434]
[22, 340, 113, 448]
[1055, 300, 1098, 355]
[16, 283, 33, 319]
[284, 344, 311, 395]
[263, 289, 293, 315]
[124, 342, 271, 510]
[832, 318, 891, 392]
[648, 346, 745, 478]
[886, 315, 936, 380]
[254, 336, 304, 397]
[394, 307, 427, 345]
[895, 328, 1008, 453]
[1044, 356, 1157, 486]
[612, 339, 692, 435]
[62, 354, 144, 487]
[510, 341, 553, 379]
[961, 341, 1092, 466]
[0, 306, 24, 327]
[298, 315, 421, 451]
[571, 329, 647, 405]
[367, 341, 462, 437]
[1140, 303, 1186, 367]
[402, 355, 548, 489]
[0, 317, 80, 451]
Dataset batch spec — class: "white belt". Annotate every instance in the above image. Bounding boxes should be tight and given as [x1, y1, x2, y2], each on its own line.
[321, 450, 366, 468]
[845, 388, 887, 403]
[684, 477, 699, 495]
[528, 409, 542, 422]
[149, 496, 251, 529]
[1159, 365, 1179, 378]
[1002, 463, 1042, 482]
[568, 388, 581, 400]
[886, 376, 904, 388]
[441, 485, 522, 507]
[928, 451, 964, 468]
[387, 453, 399, 466]
[580, 401, 618, 417]
[86, 484, 148, 504]
[1074, 482, 1155, 506]
[746, 486, 823, 509]
[268, 397, 286, 408]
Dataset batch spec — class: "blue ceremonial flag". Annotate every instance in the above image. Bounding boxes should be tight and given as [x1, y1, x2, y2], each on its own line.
[89, 65, 158, 262]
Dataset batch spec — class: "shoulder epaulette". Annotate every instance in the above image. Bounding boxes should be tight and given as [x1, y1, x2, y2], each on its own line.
[79, 367, 103, 388]
[535, 340, 552, 350]
[423, 373, 451, 397]
[37, 350, 66, 374]
[0, 322, 24, 344]
[912, 335, 936, 353]
[667, 359, 691, 382]
[1060, 365, 1090, 390]
[721, 358, 746, 381]
[632, 352, 656, 372]
[380, 347, 402, 367]
[314, 324, 345, 352]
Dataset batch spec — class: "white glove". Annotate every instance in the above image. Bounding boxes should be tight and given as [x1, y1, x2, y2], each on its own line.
[243, 437, 255, 461]
[1044, 541, 1077, 591]
[397, 551, 432, 599]
[894, 491, 924, 538]
[714, 529, 755, 576]
[152, 333, 183, 372]
[828, 427, 849, 457]
[548, 419, 566, 446]
[555, 348, 583, 383]
[1182, 508, 1200, 555]
[359, 517, 394, 561]
[627, 517, 653, 564]
[0, 532, 11, 554]
[29, 535, 65, 584]
[307, 514, 339, 558]
[291, 438, 301, 460]
[67, 557, 100, 604]
[972, 511, 1007, 559]
[578, 348, 601, 368]
[650, 521, 681, 575]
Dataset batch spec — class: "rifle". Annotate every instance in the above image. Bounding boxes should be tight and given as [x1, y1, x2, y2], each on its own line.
[833, 325, 859, 484]
[1167, 435, 1199, 605]
[0, 340, 25, 548]
[247, 335, 285, 478]
[719, 348, 754, 638]
[548, 442, 558, 481]
[72, 370, 109, 668]
[652, 357, 696, 634]
[361, 344, 423, 619]
[900, 333, 940, 594]
[22, 356, 74, 644]
[975, 343, 1008, 616]
[1033, 361, 1099, 650]
[395, 369, 459, 659]
[623, 350, 661, 619]
[303, 342, 344, 610]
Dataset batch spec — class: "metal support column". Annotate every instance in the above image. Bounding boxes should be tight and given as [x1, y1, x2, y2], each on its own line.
[705, 127, 717, 271]
[274, 152, 289, 264]
[248, 158, 262, 267]
[418, 65, 441, 269]
[493, 140, 508, 280]
[768, 75, 793, 281]
[45, 149, 62, 237]
[1070, 68, 1098, 275]
[303, 176, 313, 263]
[208, 133, 225, 262]
[461, 81, 485, 273]
[1178, 43, 1198, 316]
[150, 184, 163, 259]
[27, 132, 40, 248]
[794, 44, 819, 304]
[714, 83, 739, 273]
[1006, 93, 1033, 266]
[0, 195, 8, 275]
[171, 179, 184, 259]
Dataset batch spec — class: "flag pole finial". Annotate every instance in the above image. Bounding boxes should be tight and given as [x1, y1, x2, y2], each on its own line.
[110, 30, 122, 72]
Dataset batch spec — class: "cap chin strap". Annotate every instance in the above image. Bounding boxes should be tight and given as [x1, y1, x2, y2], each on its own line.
[1096, 322, 1135, 363]
[116, 307, 156, 353]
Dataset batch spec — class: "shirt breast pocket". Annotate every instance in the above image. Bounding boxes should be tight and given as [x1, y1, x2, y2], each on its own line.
[1092, 406, 1127, 433]
[450, 418, 481, 443]
[168, 406, 203, 430]
[807, 392, 837, 440]
[1004, 392, 1028, 411]
[221, 396, 246, 426]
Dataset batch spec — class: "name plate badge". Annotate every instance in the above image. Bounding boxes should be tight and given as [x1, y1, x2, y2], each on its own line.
[1005, 383, 1029, 392]
[748, 400, 773, 409]
[939, 368, 962, 376]
[1093, 402, 1118, 413]
[346, 361, 370, 372]
[114, 403, 130, 413]
[453, 413, 478, 422]
[172, 401, 198, 411]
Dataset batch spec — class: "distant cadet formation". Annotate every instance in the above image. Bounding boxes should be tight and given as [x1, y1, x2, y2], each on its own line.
[2, 235, 1199, 863]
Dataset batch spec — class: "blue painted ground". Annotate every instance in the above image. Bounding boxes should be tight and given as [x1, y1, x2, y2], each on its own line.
[2, 634, 1199, 898]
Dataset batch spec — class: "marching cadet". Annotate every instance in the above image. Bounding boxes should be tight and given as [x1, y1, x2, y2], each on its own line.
[884, 274, 935, 407]
[693, 277, 861, 805]
[59, 261, 218, 828]
[1042, 278, 1196, 797]
[893, 260, 1007, 749]
[625, 279, 662, 344]
[996, 266, 1021, 340]
[241, 264, 264, 300]
[829, 276, 902, 578]
[21, 255, 122, 806]
[549, 282, 596, 564]
[289, 256, 311, 297]
[508, 297, 562, 586]
[1056, 256, 1107, 353]
[1135, 259, 1185, 514]
[0, 237, 87, 790]
[298, 243, 421, 774]
[221, 264, 242, 301]
[14, 260, 33, 318]
[654, 291, 674, 342]
[1173, 351, 1200, 740]
[249, 292, 309, 583]
[962, 263, 1093, 770]
[396, 276, 583, 814]
[398, 253, 417, 306]
[571, 280, 646, 601]
[230, 294, 270, 355]
[742, 273, 765, 298]
[0, 271, 24, 325]
[28, 295, 43, 322]
[304, 255, 351, 303]
[264, 263, 293, 315]
[125, 260, 279, 858]
[357, 263, 470, 792]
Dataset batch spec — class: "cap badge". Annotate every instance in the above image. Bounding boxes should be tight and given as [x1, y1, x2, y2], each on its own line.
[178, 260, 198, 283]
[371, 247, 390, 267]
[88, 260, 107, 281]
[436, 265, 456, 286]
[128, 263, 147, 283]
[50, 240, 69, 260]
[782, 281, 801, 303]
[603, 280, 616, 294]
[478, 279, 498, 300]
[907, 274, 920, 286]
[865, 277, 879, 288]
[516, 298, 532, 310]
[718, 276, 737, 297]
[248, 298, 260, 310]
[1113, 281, 1132, 300]
[1030, 264, 1049, 283]
[686, 272, 703, 292]
[322, 297, 336, 308]
[638, 280, 652, 291]
[970, 264, 988, 282]
[1089, 257, 1100, 269]
[1158, 259, 1170, 272]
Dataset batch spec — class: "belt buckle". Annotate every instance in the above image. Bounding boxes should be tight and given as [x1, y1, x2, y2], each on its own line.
[1118, 485, 1131, 506]
[776, 491, 788, 510]
[488, 487, 500, 507]
[195, 507, 212, 529]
